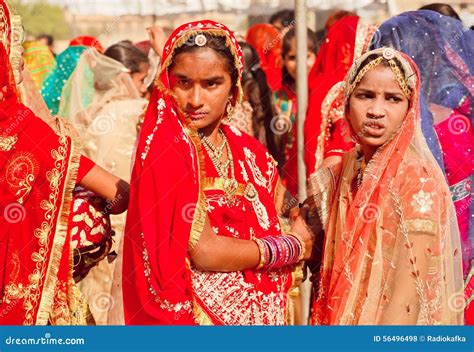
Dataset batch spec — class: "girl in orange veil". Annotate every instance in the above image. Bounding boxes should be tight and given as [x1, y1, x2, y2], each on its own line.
[308, 47, 464, 325]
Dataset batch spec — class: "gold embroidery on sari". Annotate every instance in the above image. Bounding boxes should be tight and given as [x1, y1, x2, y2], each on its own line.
[244, 183, 270, 230]
[0, 135, 18, 151]
[191, 269, 288, 325]
[243, 147, 270, 189]
[403, 219, 437, 236]
[410, 190, 434, 213]
[203, 177, 246, 196]
[5, 152, 38, 204]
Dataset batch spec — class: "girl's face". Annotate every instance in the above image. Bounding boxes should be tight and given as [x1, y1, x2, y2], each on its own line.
[169, 48, 233, 135]
[131, 61, 150, 97]
[348, 64, 410, 159]
[282, 37, 316, 80]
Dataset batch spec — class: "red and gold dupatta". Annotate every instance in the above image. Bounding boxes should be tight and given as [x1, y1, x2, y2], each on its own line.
[123, 20, 297, 325]
[0, 0, 86, 325]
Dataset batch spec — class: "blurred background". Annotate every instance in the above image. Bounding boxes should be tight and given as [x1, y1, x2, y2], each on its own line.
[13, 0, 474, 52]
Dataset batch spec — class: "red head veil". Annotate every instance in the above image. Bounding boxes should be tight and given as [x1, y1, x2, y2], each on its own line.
[122, 20, 243, 325]
[304, 16, 375, 176]
[69, 36, 104, 53]
[246, 23, 282, 91]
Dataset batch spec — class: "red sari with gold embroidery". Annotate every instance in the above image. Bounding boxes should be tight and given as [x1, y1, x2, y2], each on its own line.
[122, 21, 298, 325]
[0, 1, 90, 324]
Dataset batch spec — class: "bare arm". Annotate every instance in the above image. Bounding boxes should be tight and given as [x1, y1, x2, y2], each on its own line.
[190, 211, 314, 272]
[79, 164, 130, 214]
[189, 217, 260, 272]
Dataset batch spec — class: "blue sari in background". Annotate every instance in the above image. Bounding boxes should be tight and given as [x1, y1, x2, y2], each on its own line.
[41, 45, 89, 115]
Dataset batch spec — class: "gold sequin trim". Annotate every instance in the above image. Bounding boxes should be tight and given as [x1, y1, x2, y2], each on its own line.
[403, 219, 437, 236]
[0, 135, 18, 151]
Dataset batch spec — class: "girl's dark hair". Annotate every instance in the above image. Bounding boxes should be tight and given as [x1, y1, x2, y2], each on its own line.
[269, 9, 295, 28]
[104, 41, 149, 73]
[169, 33, 239, 96]
[281, 28, 318, 88]
[239, 41, 280, 162]
[419, 3, 461, 21]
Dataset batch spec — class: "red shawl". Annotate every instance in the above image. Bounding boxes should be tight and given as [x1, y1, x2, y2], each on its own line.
[305, 16, 374, 176]
[0, 29, 84, 325]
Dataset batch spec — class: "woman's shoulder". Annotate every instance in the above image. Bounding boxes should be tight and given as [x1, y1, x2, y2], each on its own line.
[398, 147, 444, 180]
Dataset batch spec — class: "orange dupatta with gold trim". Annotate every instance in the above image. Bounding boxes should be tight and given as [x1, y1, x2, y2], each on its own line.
[309, 48, 464, 325]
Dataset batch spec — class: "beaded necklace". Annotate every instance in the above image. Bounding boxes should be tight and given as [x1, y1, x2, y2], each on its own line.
[200, 129, 238, 204]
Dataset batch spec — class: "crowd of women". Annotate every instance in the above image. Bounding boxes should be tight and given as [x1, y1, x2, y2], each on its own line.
[1, 0, 473, 325]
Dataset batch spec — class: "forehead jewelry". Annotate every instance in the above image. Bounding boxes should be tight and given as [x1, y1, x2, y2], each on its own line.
[382, 47, 395, 60]
[194, 34, 207, 47]
[348, 54, 412, 99]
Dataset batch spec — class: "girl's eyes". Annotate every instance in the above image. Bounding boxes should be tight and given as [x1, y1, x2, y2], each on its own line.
[356, 93, 373, 99]
[178, 80, 190, 86]
[387, 96, 403, 102]
[355, 93, 403, 102]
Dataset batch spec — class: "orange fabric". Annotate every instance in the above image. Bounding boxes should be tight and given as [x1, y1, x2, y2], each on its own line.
[309, 48, 464, 325]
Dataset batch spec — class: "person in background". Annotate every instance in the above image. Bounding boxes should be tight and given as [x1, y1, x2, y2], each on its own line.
[41, 36, 104, 115]
[419, 3, 462, 21]
[232, 41, 280, 164]
[269, 9, 295, 34]
[304, 16, 376, 177]
[22, 40, 55, 89]
[36, 33, 55, 57]
[58, 41, 150, 324]
[246, 23, 282, 91]
[273, 28, 317, 200]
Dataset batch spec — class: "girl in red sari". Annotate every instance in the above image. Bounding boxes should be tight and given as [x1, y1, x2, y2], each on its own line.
[122, 20, 314, 325]
[308, 48, 463, 325]
[0, 0, 128, 325]
[304, 16, 376, 177]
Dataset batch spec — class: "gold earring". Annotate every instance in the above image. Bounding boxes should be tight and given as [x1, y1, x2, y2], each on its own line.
[225, 102, 234, 123]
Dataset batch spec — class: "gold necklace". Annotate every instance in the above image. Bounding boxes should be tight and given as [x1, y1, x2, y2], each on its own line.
[200, 130, 238, 204]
